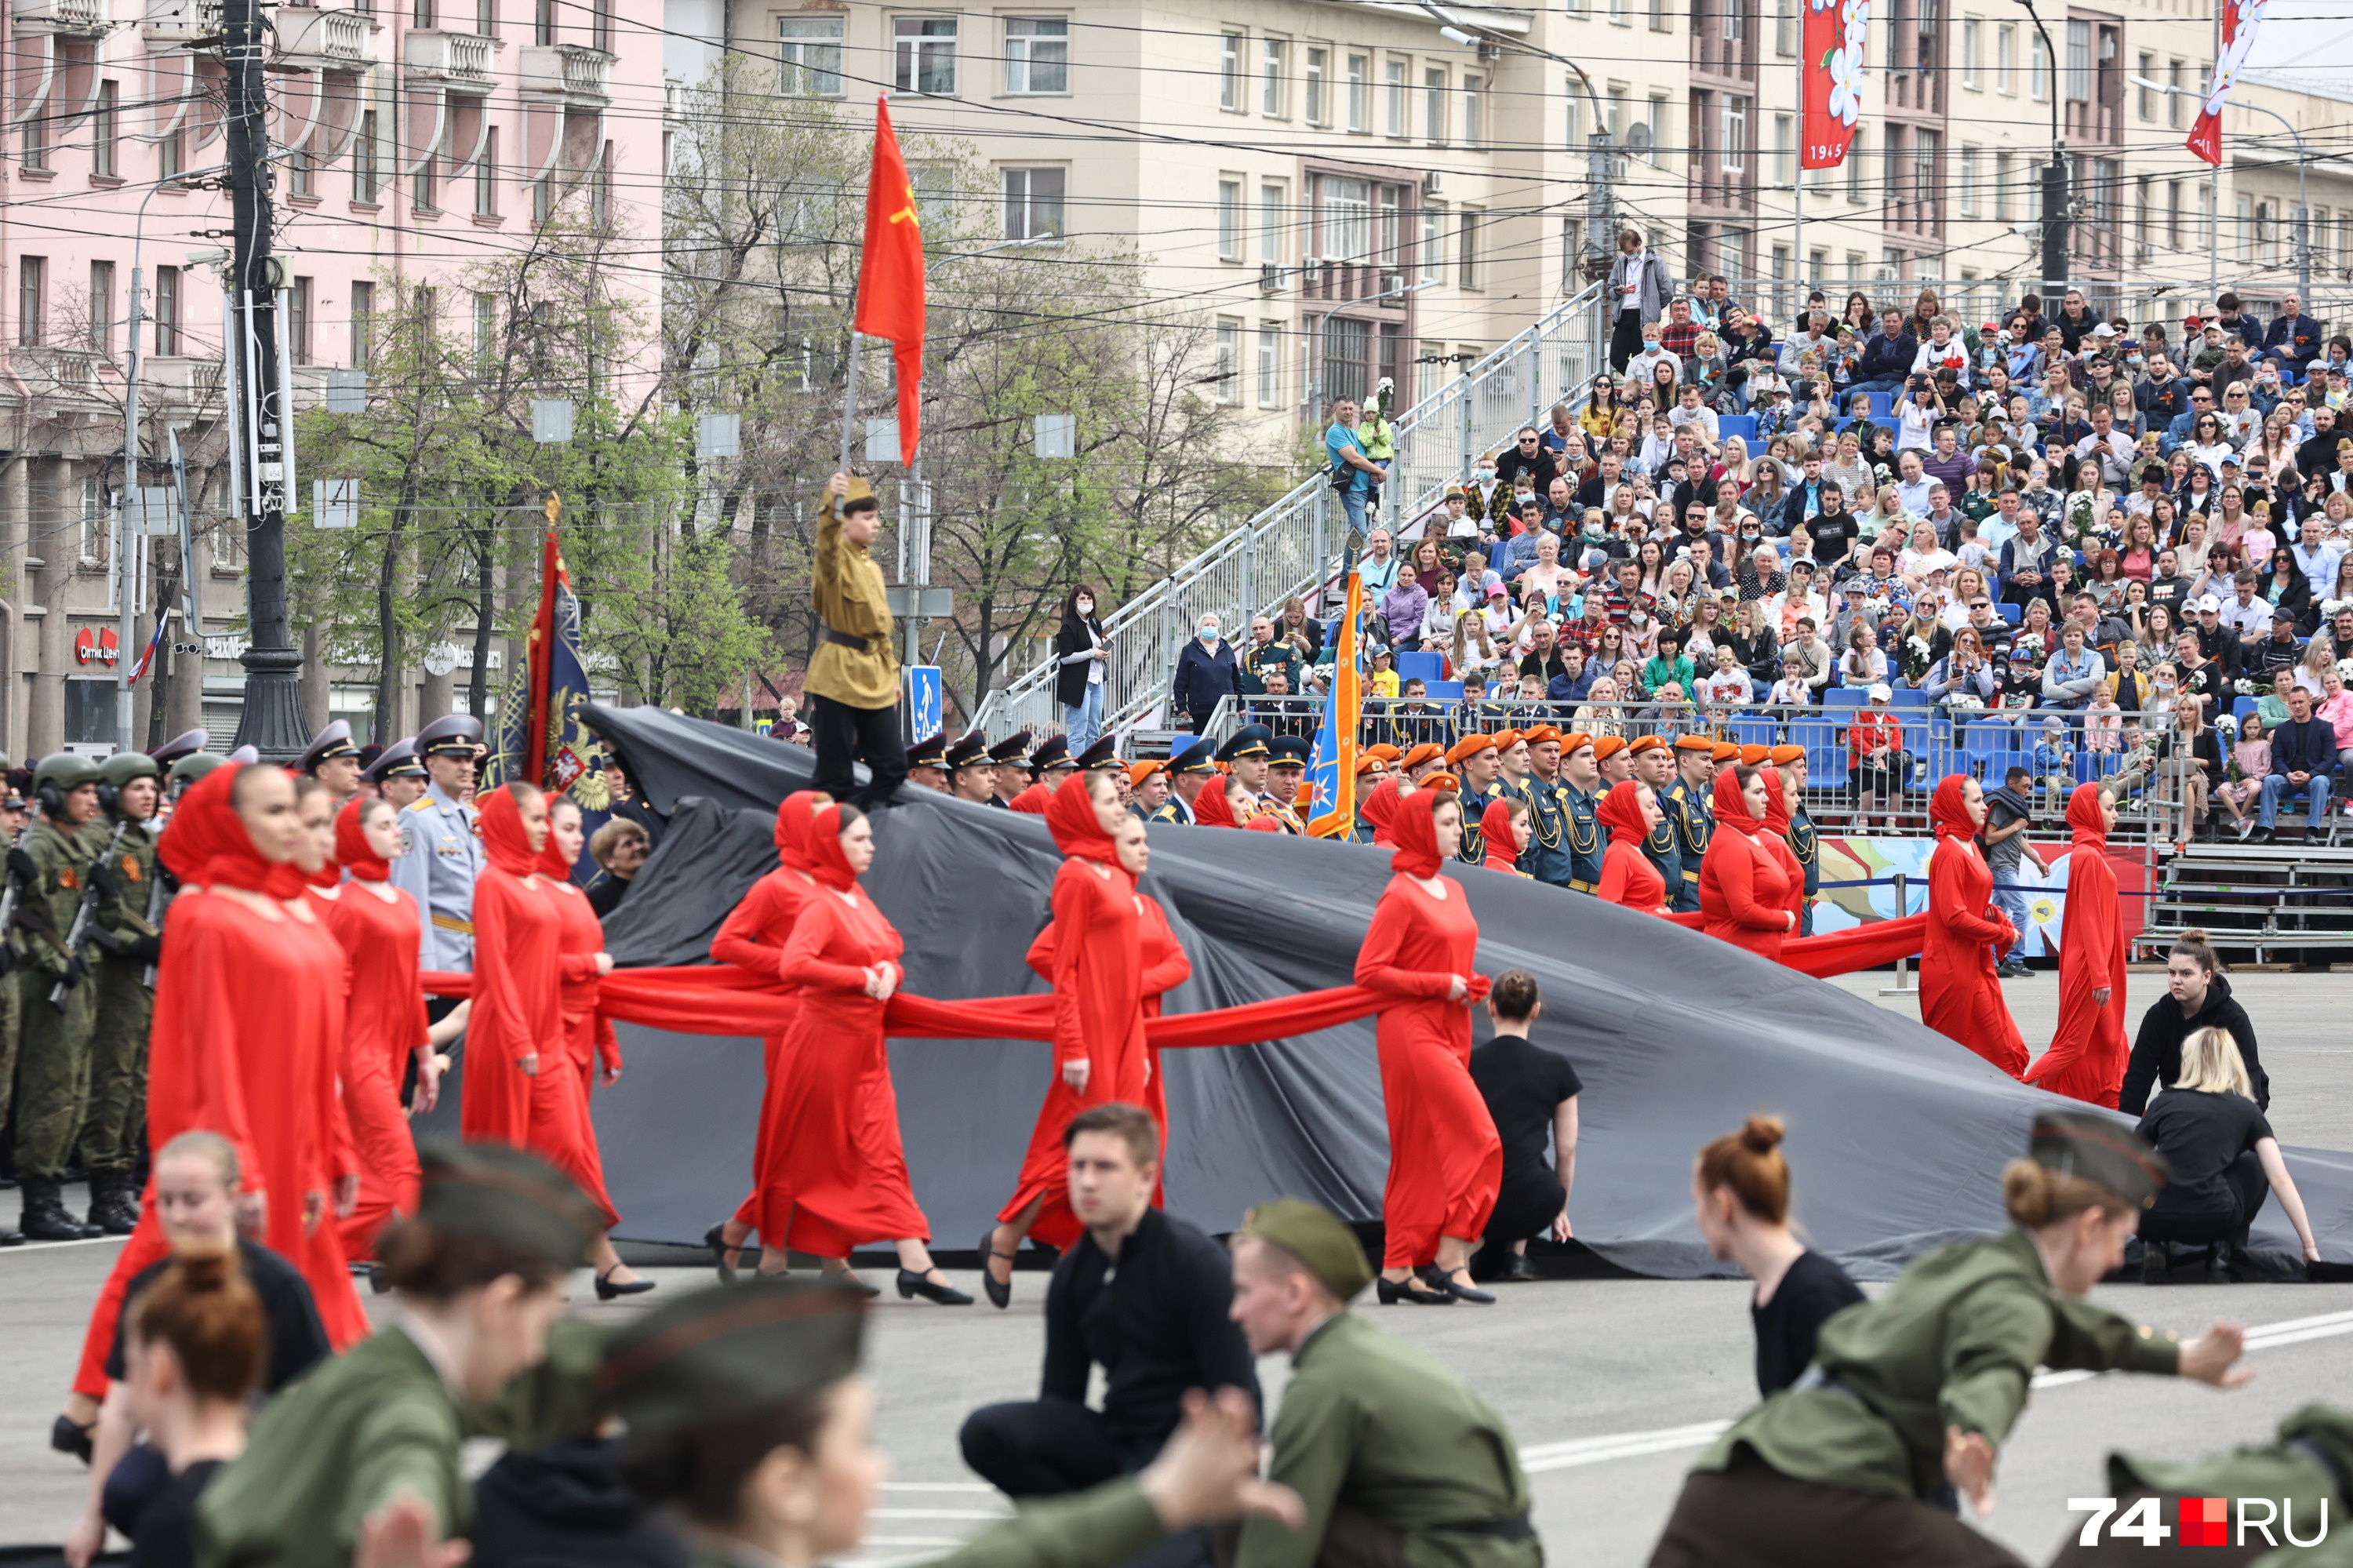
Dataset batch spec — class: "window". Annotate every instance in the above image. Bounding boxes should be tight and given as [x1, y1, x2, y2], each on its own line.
[1961, 19, 1978, 86]
[1213, 319, 1238, 404]
[1304, 47, 1325, 125]
[479, 0, 495, 33]
[2064, 19, 2087, 101]
[1217, 178, 1242, 260]
[351, 280, 373, 369]
[778, 16, 844, 96]
[2028, 28, 2047, 100]
[469, 293, 494, 366]
[533, 0, 549, 43]
[475, 126, 497, 215]
[1005, 16, 1066, 93]
[2166, 179, 2183, 249]
[1220, 31, 1242, 110]
[1994, 150, 2012, 220]
[1722, 96, 1747, 172]
[355, 110, 381, 201]
[1323, 317, 1369, 405]
[1772, 112, 1792, 184]
[1261, 40, 1285, 115]
[2167, 59, 2185, 127]
[158, 124, 180, 181]
[289, 147, 314, 198]
[1260, 180, 1284, 262]
[2236, 194, 2252, 262]
[1882, 126, 1900, 202]
[413, 151, 436, 214]
[1915, 0, 1936, 70]
[1649, 93, 1670, 164]
[2257, 200, 2276, 264]
[1424, 67, 1446, 142]
[1457, 208, 1480, 288]
[1608, 0, 1626, 24]
[1377, 183, 1402, 262]
[1416, 338, 1444, 401]
[1651, 0, 1670, 30]
[1345, 53, 1367, 130]
[2133, 175, 2150, 253]
[2136, 52, 2155, 118]
[1419, 203, 1443, 280]
[1723, 0, 1741, 42]
[413, 0, 431, 25]
[1995, 22, 2014, 93]
[93, 81, 116, 177]
[1565, 91, 1580, 152]
[1322, 176, 1370, 261]
[17, 256, 43, 347]
[1462, 75, 1482, 147]
[1003, 167, 1065, 240]
[88, 261, 112, 354]
[894, 18, 958, 96]
[1257, 323, 1280, 406]
[1846, 127, 1866, 202]
[1385, 59, 1406, 134]
[1776, 0, 1795, 53]
[1912, 127, 1937, 206]
[154, 266, 179, 355]
[1958, 144, 1978, 216]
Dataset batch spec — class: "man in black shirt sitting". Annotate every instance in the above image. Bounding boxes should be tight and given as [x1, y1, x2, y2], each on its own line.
[1466, 971, 1580, 1283]
[960, 1103, 1260, 1501]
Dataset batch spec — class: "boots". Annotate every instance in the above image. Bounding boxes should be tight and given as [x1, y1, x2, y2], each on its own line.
[87, 1171, 138, 1236]
[20, 1177, 101, 1242]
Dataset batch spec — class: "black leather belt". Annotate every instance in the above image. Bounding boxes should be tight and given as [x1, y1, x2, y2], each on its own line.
[821, 628, 871, 652]
[1436, 1514, 1534, 1542]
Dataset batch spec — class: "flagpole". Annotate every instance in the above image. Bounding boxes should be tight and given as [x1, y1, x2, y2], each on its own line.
[838, 329, 864, 477]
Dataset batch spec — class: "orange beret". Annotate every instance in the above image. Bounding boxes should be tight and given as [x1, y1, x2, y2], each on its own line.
[1401, 743, 1446, 770]
[1363, 744, 1403, 762]
[1489, 729, 1525, 752]
[1673, 735, 1716, 754]
[1353, 754, 1387, 776]
[1738, 744, 1772, 768]
[1628, 735, 1668, 755]
[1769, 744, 1807, 766]
[1421, 773, 1462, 792]
[1128, 760, 1164, 788]
[1591, 736, 1628, 762]
[1446, 735, 1498, 765]
[1521, 725, 1561, 745]
[1711, 741, 1740, 763]
[1558, 731, 1594, 755]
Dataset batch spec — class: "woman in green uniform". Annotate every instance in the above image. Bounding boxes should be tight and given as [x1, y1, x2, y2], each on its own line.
[1647, 1110, 2253, 1568]
[195, 1141, 600, 1568]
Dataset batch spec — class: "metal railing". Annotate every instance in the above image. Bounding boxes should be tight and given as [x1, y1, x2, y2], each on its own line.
[969, 281, 1610, 741]
[1717, 276, 2353, 339]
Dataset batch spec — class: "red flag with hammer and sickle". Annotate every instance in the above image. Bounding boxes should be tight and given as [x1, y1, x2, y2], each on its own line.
[856, 96, 926, 465]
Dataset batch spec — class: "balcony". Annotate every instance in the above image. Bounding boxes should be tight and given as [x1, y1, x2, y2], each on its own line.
[517, 42, 610, 104]
[273, 5, 376, 70]
[13, 0, 107, 37]
[404, 29, 496, 92]
[140, 0, 220, 48]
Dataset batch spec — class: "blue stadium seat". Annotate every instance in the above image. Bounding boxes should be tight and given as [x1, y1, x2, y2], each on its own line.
[1886, 687, 1931, 706]
[1824, 689, 1868, 708]
[1962, 719, 2022, 780]
[1396, 651, 1445, 686]
[1730, 717, 1781, 748]
[1995, 603, 2022, 624]
[1718, 414, 1758, 443]
[2233, 695, 2258, 722]
[1867, 391, 1893, 419]
[1427, 680, 1464, 700]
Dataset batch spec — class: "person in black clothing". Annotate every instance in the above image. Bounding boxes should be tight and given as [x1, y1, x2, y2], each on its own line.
[1466, 971, 1580, 1283]
[2135, 1026, 2322, 1283]
[1691, 1116, 1864, 1399]
[1802, 487, 1860, 572]
[116, 1246, 271, 1568]
[586, 817, 650, 920]
[2120, 930, 2266, 1115]
[959, 1103, 1260, 1500]
[1494, 426, 1560, 496]
[599, 759, 665, 849]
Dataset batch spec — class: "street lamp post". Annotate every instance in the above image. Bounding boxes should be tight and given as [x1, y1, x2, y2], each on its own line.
[2132, 74, 2308, 302]
[2012, 0, 2070, 307]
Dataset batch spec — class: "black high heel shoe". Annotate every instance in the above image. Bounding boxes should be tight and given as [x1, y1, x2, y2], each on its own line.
[898, 1268, 975, 1305]
[980, 1231, 1016, 1310]
[703, 1223, 740, 1286]
[595, 1269, 658, 1301]
[1375, 1275, 1453, 1305]
[1422, 1264, 1496, 1305]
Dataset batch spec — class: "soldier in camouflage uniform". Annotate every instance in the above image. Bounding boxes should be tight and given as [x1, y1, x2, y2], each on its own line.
[13, 755, 110, 1241]
[78, 751, 164, 1235]
[0, 757, 20, 1246]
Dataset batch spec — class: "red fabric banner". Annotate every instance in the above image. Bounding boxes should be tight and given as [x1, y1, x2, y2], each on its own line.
[1801, 0, 1866, 169]
[856, 96, 926, 464]
[2188, 0, 2268, 168]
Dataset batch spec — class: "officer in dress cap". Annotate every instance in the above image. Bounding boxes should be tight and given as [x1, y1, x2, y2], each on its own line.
[390, 715, 487, 980]
[363, 738, 431, 810]
[1257, 735, 1310, 833]
[905, 733, 951, 794]
[296, 720, 365, 803]
[1076, 735, 1124, 773]
[1215, 726, 1273, 824]
[1153, 738, 1218, 824]
[148, 729, 209, 771]
[226, 745, 260, 765]
[987, 732, 1032, 808]
[945, 733, 998, 805]
[1009, 737, 1076, 814]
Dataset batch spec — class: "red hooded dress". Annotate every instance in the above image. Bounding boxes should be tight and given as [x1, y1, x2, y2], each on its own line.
[1355, 793, 1500, 1269]
[711, 792, 826, 1239]
[1479, 798, 1526, 874]
[1760, 774, 1811, 933]
[996, 774, 1147, 1249]
[70, 768, 369, 1399]
[1699, 772, 1794, 961]
[1918, 775, 2029, 1078]
[2025, 783, 2131, 1106]
[1192, 779, 1242, 828]
[461, 788, 563, 1146]
[1596, 782, 1668, 912]
[528, 828, 621, 1230]
[1360, 777, 1405, 848]
[758, 802, 931, 1253]
[325, 800, 431, 1258]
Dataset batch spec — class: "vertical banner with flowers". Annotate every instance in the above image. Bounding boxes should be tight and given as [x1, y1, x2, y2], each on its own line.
[1802, 0, 1867, 168]
[2188, 0, 2268, 167]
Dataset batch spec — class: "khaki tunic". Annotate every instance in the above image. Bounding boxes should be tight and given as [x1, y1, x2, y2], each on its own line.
[806, 486, 899, 709]
[2105, 1404, 2351, 1567]
[688, 1479, 1162, 1568]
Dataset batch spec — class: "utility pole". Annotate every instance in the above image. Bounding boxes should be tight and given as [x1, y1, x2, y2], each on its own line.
[223, 0, 306, 759]
[2014, 0, 2069, 307]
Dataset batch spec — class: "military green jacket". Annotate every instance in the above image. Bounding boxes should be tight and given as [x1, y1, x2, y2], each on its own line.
[1235, 1311, 1541, 1568]
[20, 817, 102, 978]
[1697, 1228, 2182, 1500]
[2109, 1403, 2351, 1566]
[198, 1327, 471, 1568]
[689, 1484, 1163, 1568]
[93, 819, 161, 953]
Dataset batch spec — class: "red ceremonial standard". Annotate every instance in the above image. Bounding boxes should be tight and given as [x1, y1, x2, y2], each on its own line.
[856, 96, 926, 465]
[1801, 0, 1867, 169]
[2188, 0, 2268, 167]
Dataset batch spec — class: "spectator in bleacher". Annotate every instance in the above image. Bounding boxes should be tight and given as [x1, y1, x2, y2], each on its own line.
[2168, 694, 2221, 844]
[1923, 628, 1998, 706]
[2257, 682, 2337, 838]
[2249, 606, 2306, 686]
[1767, 655, 1813, 708]
[2041, 623, 2107, 710]
[2256, 664, 2297, 730]
[1846, 308, 1916, 403]
[1999, 509, 2060, 613]
[1838, 624, 1888, 688]
[1241, 615, 1304, 693]
[2217, 715, 2268, 839]
[2260, 293, 2325, 373]
[1171, 612, 1240, 734]
[1377, 566, 1429, 654]
[1357, 527, 1400, 595]
[1849, 685, 1907, 828]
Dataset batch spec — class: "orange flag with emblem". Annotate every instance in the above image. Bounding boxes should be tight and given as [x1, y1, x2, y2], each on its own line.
[856, 96, 926, 466]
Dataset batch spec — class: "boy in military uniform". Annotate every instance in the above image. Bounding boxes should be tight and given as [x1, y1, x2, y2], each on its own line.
[808, 471, 905, 809]
[1556, 732, 1606, 893]
[1214, 727, 1274, 823]
[946, 733, 998, 805]
[1631, 737, 1682, 891]
[905, 733, 951, 794]
[13, 755, 110, 1241]
[79, 751, 165, 1235]
[1663, 736, 1718, 913]
[1446, 736, 1504, 864]
[362, 740, 430, 813]
[987, 733, 1033, 807]
[296, 719, 365, 806]
[1155, 740, 1217, 824]
[1514, 727, 1573, 887]
[1260, 737, 1311, 832]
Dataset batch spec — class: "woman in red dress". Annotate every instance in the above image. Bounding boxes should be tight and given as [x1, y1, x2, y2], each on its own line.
[1478, 796, 1529, 874]
[282, 777, 367, 1318]
[760, 801, 971, 1304]
[1758, 752, 1811, 933]
[2026, 783, 2129, 1106]
[1356, 791, 1500, 1306]
[1919, 773, 2029, 1077]
[536, 794, 653, 1298]
[981, 769, 1145, 1308]
[1698, 766, 1798, 960]
[1191, 773, 1249, 828]
[1596, 780, 1670, 913]
[704, 791, 827, 1280]
[463, 784, 564, 1147]
[65, 765, 369, 1412]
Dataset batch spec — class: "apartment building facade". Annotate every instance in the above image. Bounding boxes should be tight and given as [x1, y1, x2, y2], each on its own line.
[0, 0, 663, 758]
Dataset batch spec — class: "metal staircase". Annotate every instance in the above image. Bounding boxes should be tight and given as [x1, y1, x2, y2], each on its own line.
[969, 282, 1611, 740]
[2138, 841, 2353, 963]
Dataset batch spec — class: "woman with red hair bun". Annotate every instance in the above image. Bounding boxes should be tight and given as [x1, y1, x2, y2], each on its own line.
[1596, 780, 1670, 913]
[1919, 773, 2029, 1077]
[982, 769, 1146, 1308]
[463, 784, 565, 1146]
[2026, 784, 2129, 1106]
[1356, 790, 1500, 1305]
[1699, 766, 1798, 960]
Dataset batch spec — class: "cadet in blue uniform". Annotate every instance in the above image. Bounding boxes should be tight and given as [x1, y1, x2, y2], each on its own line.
[946, 733, 998, 806]
[905, 733, 951, 794]
[1260, 736, 1311, 833]
[387, 715, 486, 979]
[1214, 726, 1273, 824]
[1772, 745, 1820, 936]
[1662, 736, 1718, 915]
[987, 733, 1032, 807]
[1631, 737, 1682, 893]
[1513, 726, 1573, 888]
[1556, 732, 1606, 893]
[1155, 739, 1217, 824]
[1448, 735, 1504, 866]
[296, 720, 364, 808]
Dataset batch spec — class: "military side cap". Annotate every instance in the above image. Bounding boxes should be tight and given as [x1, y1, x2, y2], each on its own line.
[1217, 726, 1272, 762]
[988, 731, 1033, 768]
[598, 1278, 867, 1439]
[944, 733, 991, 770]
[1268, 734, 1313, 766]
[1446, 735, 1497, 766]
[1030, 736, 1072, 773]
[1591, 736, 1627, 762]
[1628, 735, 1668, 755]
[169, 752, 228, 786]
[1076, 736, 1124, 772]
[1711, 741, 1741, 763]
[905, 733, 949, 769]
[100, 751, 161, 788]
[1400, 743, 1446, 771]
[418, 714, 486, 757]
[35, 753, 100, 793]
[2031, 1111, 2169, 1209]
[1241, 1199, 1373, 1302]
[1739, 744, 1772, 767]
[365, 738, 427, 783]
[1169, 739, 1218, 775]
[297, 719, 361, 773]
[416, 1140, 601, 1268]
[1769, 744, 1806, 766]
[150, 728, 210, 769]
[1673, 735, 1716, 755]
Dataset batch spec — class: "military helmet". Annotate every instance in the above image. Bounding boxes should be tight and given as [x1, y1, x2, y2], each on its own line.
[100, 751, 162, 789]
[33, 753, 100, 795]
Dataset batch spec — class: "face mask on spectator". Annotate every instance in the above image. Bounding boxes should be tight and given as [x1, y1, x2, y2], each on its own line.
[1198, 622, 1220, 643]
